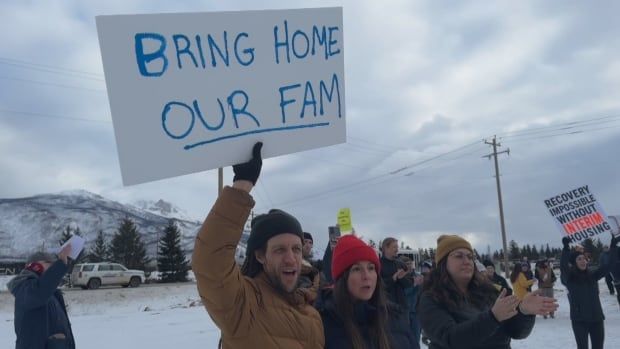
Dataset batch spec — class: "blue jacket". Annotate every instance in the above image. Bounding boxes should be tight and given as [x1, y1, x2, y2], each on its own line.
[7, 260, 75, 349]
[403, 275, 421, 313]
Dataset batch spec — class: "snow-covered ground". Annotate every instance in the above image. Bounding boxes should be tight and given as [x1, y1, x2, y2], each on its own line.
[0, 276, 618, 348]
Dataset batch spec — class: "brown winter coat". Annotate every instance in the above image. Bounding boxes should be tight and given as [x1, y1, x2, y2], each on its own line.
[535, 267, 556, 289]
[192, 186, 324, 349]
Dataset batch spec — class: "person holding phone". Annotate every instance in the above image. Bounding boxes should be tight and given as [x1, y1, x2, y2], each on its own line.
[380, 237, 412, 308]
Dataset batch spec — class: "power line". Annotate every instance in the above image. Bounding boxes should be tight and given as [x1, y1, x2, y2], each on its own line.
[497, 115, 620, 138]
[0, 76, 106, 93]
[267, 139, 483, 208]
[503, 124, 620, 143]
[0, 109, 110, 123]
[0, 56, 104, 79]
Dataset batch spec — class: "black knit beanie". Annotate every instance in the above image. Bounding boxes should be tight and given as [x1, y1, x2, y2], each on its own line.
[303, 232, 313, 242]
[242, 209, 303, 277]
[482, 260, 495, 269]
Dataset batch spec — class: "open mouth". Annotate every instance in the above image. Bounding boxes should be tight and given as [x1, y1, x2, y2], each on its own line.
[282, 270, 297, 278]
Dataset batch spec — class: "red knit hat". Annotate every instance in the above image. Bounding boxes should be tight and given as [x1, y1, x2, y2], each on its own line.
[331, 235, 381, 281]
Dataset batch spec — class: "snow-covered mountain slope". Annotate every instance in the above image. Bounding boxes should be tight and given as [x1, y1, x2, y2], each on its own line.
[0, 190, 203, 262]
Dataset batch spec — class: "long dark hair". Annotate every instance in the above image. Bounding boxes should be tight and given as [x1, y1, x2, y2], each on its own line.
[509, 263, 522, 283]
[333, 268, 392, 349]
[422, 258, 497, 313]
[241, 247, 265, 277]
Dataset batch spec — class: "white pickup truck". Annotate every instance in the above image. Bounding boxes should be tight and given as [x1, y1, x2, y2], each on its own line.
[70, 262, 145, 289]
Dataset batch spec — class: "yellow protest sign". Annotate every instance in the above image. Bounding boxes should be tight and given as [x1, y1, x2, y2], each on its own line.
[337, 208, 352, 234]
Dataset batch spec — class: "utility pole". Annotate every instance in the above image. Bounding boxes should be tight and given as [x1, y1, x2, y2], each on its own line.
[483, 136, 511, 278]
[218, 167, 223, 196]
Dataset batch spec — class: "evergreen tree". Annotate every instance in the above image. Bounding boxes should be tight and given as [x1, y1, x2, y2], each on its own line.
[531, 245, 539, 260]
[157, 220, 189, 283]
[545, 244, 551, 258]
[509, 240, 520, 260]
[88, 230, 110, 262]
[525, 245, 532, 260]
[110, 217, 149, 270]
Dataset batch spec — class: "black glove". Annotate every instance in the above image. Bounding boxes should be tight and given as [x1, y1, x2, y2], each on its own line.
[611, 235, 619, 247]
[233, 142, 263, 185]
[562, 237, 571, 249]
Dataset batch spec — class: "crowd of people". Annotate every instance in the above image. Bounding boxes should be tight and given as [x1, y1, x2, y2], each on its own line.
[6, 142, 620, 349]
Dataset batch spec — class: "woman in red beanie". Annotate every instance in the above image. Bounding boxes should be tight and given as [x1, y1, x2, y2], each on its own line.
[316, 235, 416, 349]
[417, 235, 558, 349]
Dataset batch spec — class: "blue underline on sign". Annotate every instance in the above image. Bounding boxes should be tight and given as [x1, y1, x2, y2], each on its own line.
[184, 122, 331, 150]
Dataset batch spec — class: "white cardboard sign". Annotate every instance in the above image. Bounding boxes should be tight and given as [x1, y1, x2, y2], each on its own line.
[96, 7, 346, 185]
[544, 185, 615, 243]
[52, 235, 86, 260]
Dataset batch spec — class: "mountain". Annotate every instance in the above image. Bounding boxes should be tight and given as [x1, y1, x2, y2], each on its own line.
[132, 199, 198, 223]
[0, 190, 209, 262]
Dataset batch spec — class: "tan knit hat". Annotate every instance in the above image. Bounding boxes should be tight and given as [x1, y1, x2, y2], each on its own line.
[435, 235, 473, 263]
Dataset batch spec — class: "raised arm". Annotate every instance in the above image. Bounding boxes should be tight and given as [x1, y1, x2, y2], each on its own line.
[560, 237, 571, 286]
[192, 143, 262, 334]
[14, 244, 71, 310]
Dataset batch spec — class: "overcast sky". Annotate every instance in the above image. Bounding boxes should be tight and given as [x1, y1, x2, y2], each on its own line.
[1, 0, 619, 256]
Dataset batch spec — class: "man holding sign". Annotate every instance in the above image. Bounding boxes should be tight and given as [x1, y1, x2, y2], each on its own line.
[7, 244, 76, 349]
[192, 143, 324, 348]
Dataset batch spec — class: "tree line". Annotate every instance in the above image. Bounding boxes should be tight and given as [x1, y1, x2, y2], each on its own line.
[372, 237, 610, 265]
[58, 218, 189, 283]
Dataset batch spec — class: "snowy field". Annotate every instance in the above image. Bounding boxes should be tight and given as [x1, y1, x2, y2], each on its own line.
[0, 276, 618, 348]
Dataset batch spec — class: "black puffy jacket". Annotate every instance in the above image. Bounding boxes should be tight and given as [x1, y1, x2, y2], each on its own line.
[318, 290, 417, 349]
[560, 242, 618, 322]
[417, 290, 535, 349]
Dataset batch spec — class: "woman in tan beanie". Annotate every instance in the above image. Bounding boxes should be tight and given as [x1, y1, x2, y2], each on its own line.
[417, 235, 558, 349]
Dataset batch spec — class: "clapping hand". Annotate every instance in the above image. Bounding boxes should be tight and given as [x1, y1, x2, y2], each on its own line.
[491, 289, 520, 322]
[519, 289, 559, 316]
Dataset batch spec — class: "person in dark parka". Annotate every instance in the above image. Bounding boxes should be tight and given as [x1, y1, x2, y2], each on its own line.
[561, 235, 619, 349]
[317, 235, 417, 349]
[7, 244, 75, 349]
[379, 237, 412, 308]
[482, 260, 513, 296]
[598, 246, 615, 295]
[418, 235, 558, 349]
[611, 242, 620, 309]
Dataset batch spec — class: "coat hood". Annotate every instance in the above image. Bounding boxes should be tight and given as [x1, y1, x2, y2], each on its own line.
[6, 269, 38, 295]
